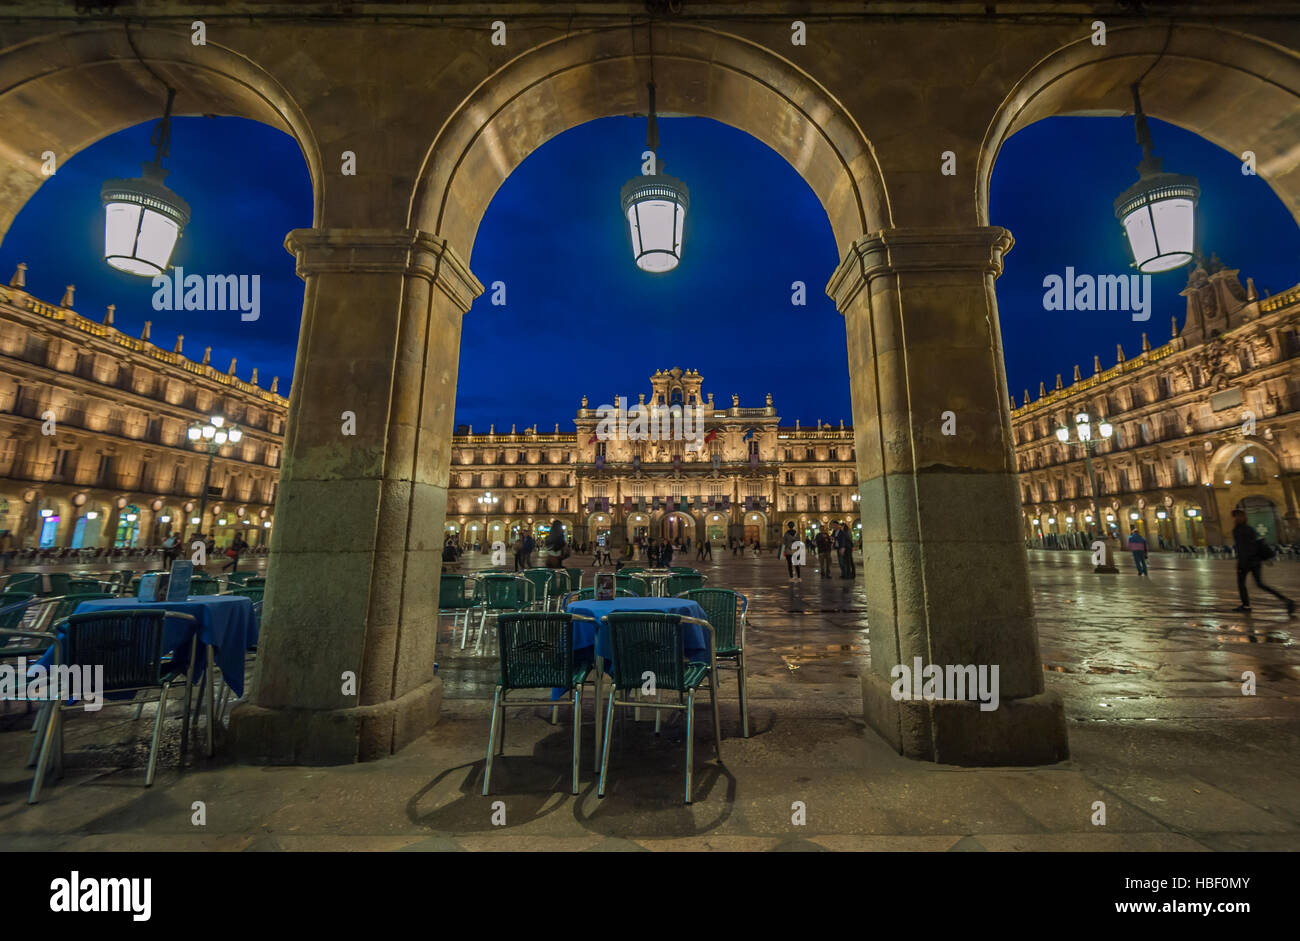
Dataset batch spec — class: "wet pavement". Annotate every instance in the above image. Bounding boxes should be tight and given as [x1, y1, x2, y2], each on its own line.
[2, 549, 1298, 851]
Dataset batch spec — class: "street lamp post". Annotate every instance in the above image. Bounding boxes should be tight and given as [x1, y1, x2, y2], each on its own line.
[477, 491, 499, 554]
[186, 415, 242, 545]
[1056, 410, 1116, 573]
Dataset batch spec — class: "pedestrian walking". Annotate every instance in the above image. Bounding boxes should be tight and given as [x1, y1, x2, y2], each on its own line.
[222, 533, 248, 573]
[1232, 509, 1295, 614]
[703, 538, 712, 560]
[1127, 526, 1149, 576]
[816, 528, 833, 577]
[0, 529, 13, 571]
[781, 522, 802, 581]
[696, 539, 705, 561]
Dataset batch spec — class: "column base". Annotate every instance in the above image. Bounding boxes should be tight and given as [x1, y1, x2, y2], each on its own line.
[1094, 565, 1119, 573]
[229, 677, 442, 765]
[861, 670, 1068, 766]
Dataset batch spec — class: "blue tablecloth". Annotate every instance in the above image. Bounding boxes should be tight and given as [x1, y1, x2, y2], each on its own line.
[33, 595, 258, 698]
[565, 597, 710, 664]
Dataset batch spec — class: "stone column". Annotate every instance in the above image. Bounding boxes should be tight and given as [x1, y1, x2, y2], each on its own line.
[827, 226, 1068, 766]
[230, 229, 482, 764]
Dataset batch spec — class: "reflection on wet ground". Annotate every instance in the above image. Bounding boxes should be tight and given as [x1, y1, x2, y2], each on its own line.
[440, 549, 1300, 720]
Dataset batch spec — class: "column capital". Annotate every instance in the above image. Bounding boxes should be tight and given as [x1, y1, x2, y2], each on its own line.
[826, 226, 1015, 310]
[284, 227, 484, 313]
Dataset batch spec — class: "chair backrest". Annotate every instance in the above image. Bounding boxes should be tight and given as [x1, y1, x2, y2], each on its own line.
[496, 612, 575, 690]
[68, 577, 110, 594]
[41, 592, 115, 627]
[667, 573, 705, 595]
[189, 575, 222, 596]
[438, 573, 474, 608]
[63, 609, 172, 690]
[615, 574, 649, 597]
[678, 588, 746, 650]
[476, 573, 533, 610]
[43, 573, 72, 597]
[226, 571, 257, 585]
[669, 566, 699, 575]
[520, 568, 556, 599]
[3, 573, 41, 594]
[621, 566, 645, 574]
[230, 586, 265, 603]
[246, 576, 267, 588]
[0, 592, 36, 630]
[564, 567, 583, 591]
[605, 612, 688, 692]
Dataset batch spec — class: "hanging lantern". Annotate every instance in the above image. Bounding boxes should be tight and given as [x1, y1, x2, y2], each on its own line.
[1114, 84, 1199, 274]
[102, 87, 191, 276]
[620, 42, 688, 274]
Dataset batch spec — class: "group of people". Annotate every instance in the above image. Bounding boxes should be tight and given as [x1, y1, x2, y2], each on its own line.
[779, 520, 857, 582]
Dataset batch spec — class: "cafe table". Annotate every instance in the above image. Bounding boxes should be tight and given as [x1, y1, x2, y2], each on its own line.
[563, 596, 710, 759]
[636, 570, 673, 597]
[70, 595, 257, 756]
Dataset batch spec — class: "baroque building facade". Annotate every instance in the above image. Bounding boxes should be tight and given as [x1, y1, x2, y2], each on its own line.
[446, 368, 861, 550]
[0, 265, 287, 550]
[1014, 256, 1300, 550]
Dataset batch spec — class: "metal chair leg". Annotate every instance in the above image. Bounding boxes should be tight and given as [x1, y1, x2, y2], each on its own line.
[497, 690, 507, 755]
[654, 692, 662, 736]
[738, 653, 749, 738]
[570, 687, 581, 795]
[28, 702, 58, 804]
[685, 689, 696, 804]
[710, 669, 722, 759]
[482, 686, 502, 795]
[146, 683, 171, 787]
[26, 703, 50, 768]
[133, 698, 145, 720]
[597, 689, 616, 798]
[206, 646, 216, 757]
[179, 640, 198, 763]
[550, 704, 558, 726]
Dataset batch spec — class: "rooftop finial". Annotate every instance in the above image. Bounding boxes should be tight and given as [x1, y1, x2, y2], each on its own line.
[61, 284, 75, 308]
[1116, 343, 1126, 364]
[202, 346, 211, 365]
[1093, 355, 1102, 375]
[270, 376, 279, 393]
[251, 367, 258, 385]
[9, 262, 26, 288]
[1072, 364, 1081, 382]
[104, 303, 115, 326]
[228, 357, 237, 375]
[1141, 332, 1151, 352]
[141, 320, 151, 342]
[174, 334, 183, 353]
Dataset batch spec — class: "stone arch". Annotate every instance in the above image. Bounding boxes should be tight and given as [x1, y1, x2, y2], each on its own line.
[0, 25, 323, 243]
[410, 22, 890, 261]
[1206, 439, 1283, 484]
[978, 23, 1300, 227]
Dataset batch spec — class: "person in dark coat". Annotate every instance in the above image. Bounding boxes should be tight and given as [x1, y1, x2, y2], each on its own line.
[1232, 509, 1294, 614]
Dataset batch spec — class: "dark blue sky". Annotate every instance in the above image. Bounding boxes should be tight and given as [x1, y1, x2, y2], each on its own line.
[2, 113, 1296, 428]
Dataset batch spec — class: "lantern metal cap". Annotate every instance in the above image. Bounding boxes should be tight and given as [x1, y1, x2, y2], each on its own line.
[100, 160, 192, 229]
[1113, 171, 1199, 222]
[620, 172, 690, 214]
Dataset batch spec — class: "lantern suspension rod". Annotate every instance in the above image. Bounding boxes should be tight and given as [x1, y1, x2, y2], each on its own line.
[151, 86, 177, 168]
[645, 17, 659, 155]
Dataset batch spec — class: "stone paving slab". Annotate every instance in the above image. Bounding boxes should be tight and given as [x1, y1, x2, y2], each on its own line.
[3, 551, 1299, 851]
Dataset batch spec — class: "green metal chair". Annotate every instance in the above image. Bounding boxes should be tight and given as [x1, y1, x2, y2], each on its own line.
[666, 573, 706, 595]
[620, 566, 646, 574]
[560, 587, 635, 606]
[669, 566, 700, 575]
[28, 608, 200, 800]
[189, 575, 222, 596]
[564, 567, 583, 592]
[482, 611, 596, 796]
[3, 573, 72, 596]
[68, 576, 115, 594]
[1, 628, 59, 800]
[225, 571, 257, 586]
[614, 574, 649, 597]
[597, 611, 720, 804]
[520, 568, 562, 611]
[245, 576, 267, 588]
[35, 592, 115, 631]
[470, 574, 536, 654]
[0, 592, 37, 631]
[437, 574, 478, 646]
[678, 588, 750, 737]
